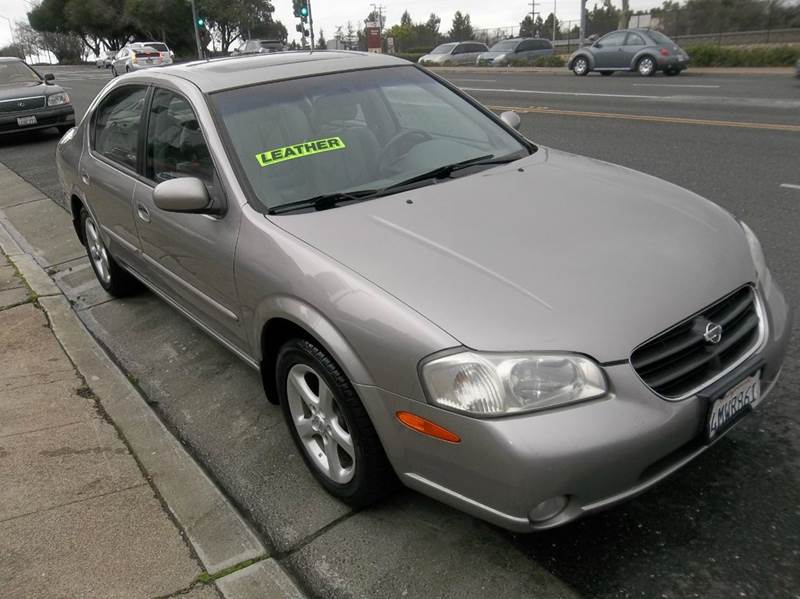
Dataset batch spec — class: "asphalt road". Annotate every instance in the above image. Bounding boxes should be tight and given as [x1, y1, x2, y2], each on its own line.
[1, 65, 798, 599]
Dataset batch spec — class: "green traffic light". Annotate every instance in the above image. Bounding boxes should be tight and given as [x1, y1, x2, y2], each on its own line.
[300, 7, 308, 16]
[197, 18, 205, 27]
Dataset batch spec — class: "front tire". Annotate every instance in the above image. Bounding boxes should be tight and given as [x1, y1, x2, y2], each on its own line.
[600, 71, 613, 76]
[572, 56, 590, 76]
[637, 56, 656, 76]
[80, 208, 140, 297]
[277, 338, 396, 507]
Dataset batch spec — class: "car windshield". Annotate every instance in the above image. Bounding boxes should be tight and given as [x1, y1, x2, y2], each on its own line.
[489, 40, 518, 52]
[646, 31, 674, 45]
[431, 43, 457, 54]
[0, 61, 40, 85]
[212, 66, 530, 212]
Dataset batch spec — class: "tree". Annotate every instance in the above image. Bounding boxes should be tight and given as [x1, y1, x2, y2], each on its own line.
[448, 11, 474, 41]
[519, 15, 535, 37]
[317, 30, 327, 49]
[618, 0, 631, 29]
[542, 13, 560, 39]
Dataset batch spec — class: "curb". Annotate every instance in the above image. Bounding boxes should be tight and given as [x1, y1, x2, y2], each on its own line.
[0, 182, 304, 598]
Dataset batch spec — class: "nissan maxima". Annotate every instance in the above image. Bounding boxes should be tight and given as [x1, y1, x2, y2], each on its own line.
[55, 51, 791, 531]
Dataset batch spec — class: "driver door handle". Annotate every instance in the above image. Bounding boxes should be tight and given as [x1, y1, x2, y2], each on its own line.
[80, 169, 90, 185]
[137, 203, 151, 223]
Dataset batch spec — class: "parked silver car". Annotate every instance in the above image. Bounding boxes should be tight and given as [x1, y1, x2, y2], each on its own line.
[569, 28, 690, 76]
[476, 38, 554, 66]
[56, 51, 790, 532]
[111, 42, 171, 77]
[418, 42, 489, 66]
[232, 39, 285, 55]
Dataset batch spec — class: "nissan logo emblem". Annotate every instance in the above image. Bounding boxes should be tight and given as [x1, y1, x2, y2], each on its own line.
[703, 322, 723, 344]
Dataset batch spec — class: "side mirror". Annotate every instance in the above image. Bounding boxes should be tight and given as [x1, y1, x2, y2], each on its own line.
[153, 177, 212, 213]
[593, 42, 602, 48]
[44, 73, 55, 83]
[500, 110, 521, 131]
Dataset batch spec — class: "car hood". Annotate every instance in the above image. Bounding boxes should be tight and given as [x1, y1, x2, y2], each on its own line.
[272, 148, 755, 362]
[0, 81, 55, 101]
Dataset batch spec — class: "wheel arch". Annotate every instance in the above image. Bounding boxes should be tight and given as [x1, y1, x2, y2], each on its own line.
[634, 52, 658, 71]
[256, 297, 373, 406]
[69, 191, 87, 245]
[569, 53, 593, 70]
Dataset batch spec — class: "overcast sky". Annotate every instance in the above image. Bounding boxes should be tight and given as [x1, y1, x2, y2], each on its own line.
[0, 0, 663, 52]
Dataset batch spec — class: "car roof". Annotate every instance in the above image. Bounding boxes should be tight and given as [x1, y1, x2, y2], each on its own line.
[0, 57, 23, 63]
[148, 50, 407, 93]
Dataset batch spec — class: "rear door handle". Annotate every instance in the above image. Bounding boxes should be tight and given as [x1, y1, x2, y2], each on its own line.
[80, 169, 90, 185]
[137, 203, 151, 223]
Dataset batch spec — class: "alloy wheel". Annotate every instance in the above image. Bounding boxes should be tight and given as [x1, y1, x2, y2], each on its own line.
[286, 363, 356, 484]
[573, 58, 588, 75]
[84, 217, 111, 285]
[638, 57, 655, 76]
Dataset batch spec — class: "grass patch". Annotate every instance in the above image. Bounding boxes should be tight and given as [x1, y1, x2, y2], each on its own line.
[195, 556, 267, 584]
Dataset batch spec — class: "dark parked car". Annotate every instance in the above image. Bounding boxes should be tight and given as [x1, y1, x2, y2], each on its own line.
[0, 57, 74, 135]
[477, 38, 554, 66]
[568, 28, 689, 76]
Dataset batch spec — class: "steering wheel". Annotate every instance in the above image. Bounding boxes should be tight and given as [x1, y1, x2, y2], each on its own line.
[378, 129, 432, 174]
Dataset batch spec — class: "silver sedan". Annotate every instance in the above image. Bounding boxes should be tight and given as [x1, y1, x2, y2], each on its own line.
[56, 51, 791, 531]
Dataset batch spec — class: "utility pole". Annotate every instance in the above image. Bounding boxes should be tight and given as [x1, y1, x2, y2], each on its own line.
[308, 0, 315, 50]
[578, 0, 586, 47]
[189, 0, 202, 59]
[370, 3, 386, 29]
[552, 0, 557, 41]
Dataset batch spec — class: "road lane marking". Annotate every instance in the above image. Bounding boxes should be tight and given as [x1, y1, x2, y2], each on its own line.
[633, 83, 721, 88]
[451, 78, 498, 82]
[487, 104, 800, 132]
[780, 183, 800, 190]
[463, 86, 659, 99]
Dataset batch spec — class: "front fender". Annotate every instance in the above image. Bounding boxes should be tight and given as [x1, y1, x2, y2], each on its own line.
[569, 52, 595, 69]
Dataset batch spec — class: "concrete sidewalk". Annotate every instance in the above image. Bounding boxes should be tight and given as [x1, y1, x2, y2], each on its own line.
[0, 254, 207, 598]
[0, 168, 305, 597]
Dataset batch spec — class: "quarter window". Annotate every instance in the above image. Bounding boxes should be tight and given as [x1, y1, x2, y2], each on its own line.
[93, 85, 147, 170]
[146, 89, 214, 184]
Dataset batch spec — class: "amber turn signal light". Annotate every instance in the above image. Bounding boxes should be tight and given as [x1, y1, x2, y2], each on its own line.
[396, 411, 461, 443]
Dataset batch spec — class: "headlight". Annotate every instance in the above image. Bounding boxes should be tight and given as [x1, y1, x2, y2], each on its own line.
[47, 92, 70, 106]
[421, 351, 607, 417]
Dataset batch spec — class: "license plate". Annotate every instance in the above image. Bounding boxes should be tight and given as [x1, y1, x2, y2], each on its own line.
[707, 373, 760, 441]
[17, 116, 37, 126]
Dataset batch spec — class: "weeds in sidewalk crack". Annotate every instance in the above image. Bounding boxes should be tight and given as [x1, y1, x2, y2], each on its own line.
[195, 555, 269, 584]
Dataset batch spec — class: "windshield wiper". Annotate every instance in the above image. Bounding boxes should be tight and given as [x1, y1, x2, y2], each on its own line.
[268, 188, 379, 215]
[375, 154, 518, 194]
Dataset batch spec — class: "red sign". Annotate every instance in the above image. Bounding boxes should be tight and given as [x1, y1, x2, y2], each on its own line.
[366, 26, 381, 50]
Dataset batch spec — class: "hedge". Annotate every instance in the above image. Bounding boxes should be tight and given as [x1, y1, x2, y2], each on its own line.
[684, 44, 800, 67]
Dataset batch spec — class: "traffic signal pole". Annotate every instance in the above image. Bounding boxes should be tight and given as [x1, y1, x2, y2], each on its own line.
[189, 0, 203, 59]
[308, 0, 315, 50]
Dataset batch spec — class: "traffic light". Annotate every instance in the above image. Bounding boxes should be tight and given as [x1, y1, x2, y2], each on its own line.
[293, 0, 309, 21]
[197, 17, 205, 28]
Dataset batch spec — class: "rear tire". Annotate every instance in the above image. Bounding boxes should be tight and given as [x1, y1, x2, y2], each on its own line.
[600, 71, 613, 76]
[664, 67, 680, 76]
[80, 208, 140, 297]
[572, 56, 589, 76]
[277, 338, 396, 507]
[637, 56, 656, 76]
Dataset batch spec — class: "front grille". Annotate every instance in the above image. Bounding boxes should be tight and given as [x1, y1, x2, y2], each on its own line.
[631, 286, 761, 399]
[0, 96, 46, 114]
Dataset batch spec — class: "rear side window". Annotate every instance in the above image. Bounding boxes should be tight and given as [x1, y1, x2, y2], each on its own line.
[93, 85, 147, 170]
[647, 30, 675, 45]
[146, 89, 214, 184]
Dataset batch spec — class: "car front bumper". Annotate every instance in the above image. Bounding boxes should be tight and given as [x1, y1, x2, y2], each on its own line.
[360, 278, 791, 532]
[0, 104, 75, 135]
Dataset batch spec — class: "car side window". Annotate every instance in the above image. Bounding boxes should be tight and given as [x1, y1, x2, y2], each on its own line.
[517, 40, 533, 52]
[626, 32, 645, 46]
[93, 85, 147, 170]
[599, 32, 627, 46]
[146, 88, 215, 184]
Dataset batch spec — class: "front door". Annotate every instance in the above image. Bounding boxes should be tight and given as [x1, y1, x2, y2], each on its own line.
[132, 87, 245, 350]
[593, 31, 628, 68]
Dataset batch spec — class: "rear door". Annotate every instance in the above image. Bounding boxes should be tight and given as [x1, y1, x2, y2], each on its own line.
[593, 31, 628, 68]
[131, 86, 245, 348]
[82, 84, 148, 268]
